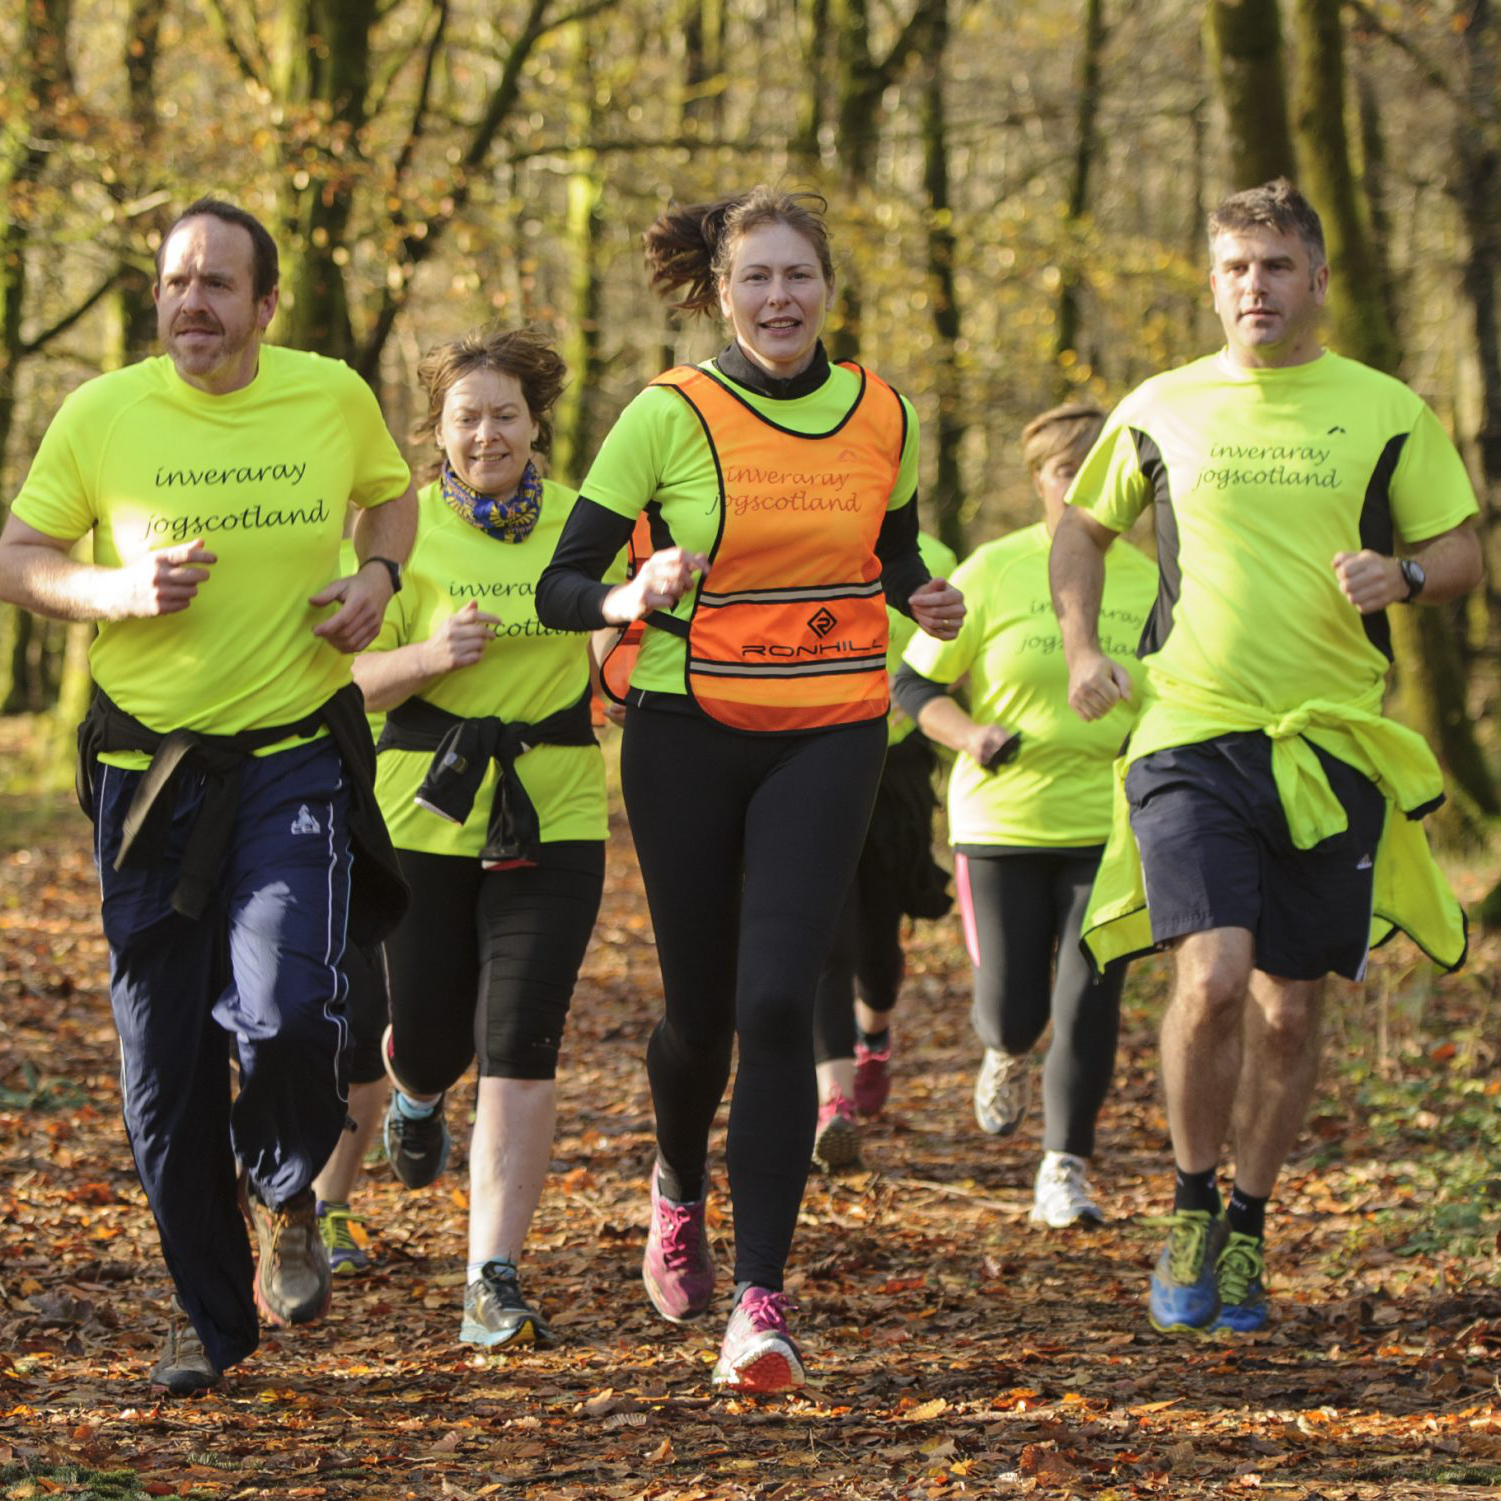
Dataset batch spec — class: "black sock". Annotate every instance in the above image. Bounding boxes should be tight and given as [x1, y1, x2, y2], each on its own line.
[856, 1025, 891, 1051]
[732, 1278, 782, 1308]
[1173, 1165, 1220, 1215]
[655, 1157, 702, 1206]
[1226, 1184, 1267, 1239]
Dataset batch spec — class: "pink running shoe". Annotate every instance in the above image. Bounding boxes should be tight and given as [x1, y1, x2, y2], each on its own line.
[642, 1166, 715, 1324]
[811, 1086, 861, 1172]
[852, 1040, 892, 1116]
[712, 1287, 805, 1392]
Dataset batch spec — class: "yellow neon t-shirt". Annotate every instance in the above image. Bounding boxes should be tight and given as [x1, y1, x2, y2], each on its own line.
[903, 522, 1158, 845]
[579, 359, 920, 694]
[1070, 349, 1479, 715]
[11, 345, 411, 761]
[371, 479, 622, 856]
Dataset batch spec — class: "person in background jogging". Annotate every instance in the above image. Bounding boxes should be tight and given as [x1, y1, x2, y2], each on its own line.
[355, 327, 617, 1351]
[537, 187, 964, 1392]
[896, 403, 1156, 1227]
[0, 198, 414, 1394]
[1052, 179, 1480, 1335]
[810, 527, 957, 1173]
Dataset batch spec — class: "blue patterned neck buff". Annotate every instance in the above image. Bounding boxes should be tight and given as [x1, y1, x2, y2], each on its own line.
[439, 458, 543, 543]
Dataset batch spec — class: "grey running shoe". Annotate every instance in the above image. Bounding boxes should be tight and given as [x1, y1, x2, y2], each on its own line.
[1028, 1151, 1105, 1228]
[459, 1261, 556, 1349]
[973, 1048, 1032, 1136]
[383, 1094, 451, 1190]
[151, 1298, 221, 1395]
[248, 1186, 332, 1327]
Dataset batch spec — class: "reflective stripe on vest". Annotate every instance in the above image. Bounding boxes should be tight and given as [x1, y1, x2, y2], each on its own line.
[648, 362, 904, 733]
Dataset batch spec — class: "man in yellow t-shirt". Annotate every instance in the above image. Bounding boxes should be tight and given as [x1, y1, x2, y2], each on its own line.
[1050, 179, 1481, 1337]
[0, 198, 416, 1393]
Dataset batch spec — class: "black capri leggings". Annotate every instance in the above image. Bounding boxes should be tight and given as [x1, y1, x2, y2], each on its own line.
[344, 942, 391, 1086]
[384, 842, 605, 1095]
[956, 847, 1125, 1158]
[622, 704, 887, 1291]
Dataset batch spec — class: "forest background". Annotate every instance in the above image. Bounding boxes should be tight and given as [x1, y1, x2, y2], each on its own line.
[2, 5, 1501, 1496]
[1, 0, 1500, 867]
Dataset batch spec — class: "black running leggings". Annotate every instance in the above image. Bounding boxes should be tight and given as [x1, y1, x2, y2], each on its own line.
[384, 842, 605, 1094]
[622, 705, 888, 1290]
[811, 834, 905, 1065]
[956, 848, 1125, 1158]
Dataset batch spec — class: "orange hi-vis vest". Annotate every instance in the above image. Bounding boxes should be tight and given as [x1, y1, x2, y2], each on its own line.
[646, 362, 906, 733]
[597, 514, 655, 710]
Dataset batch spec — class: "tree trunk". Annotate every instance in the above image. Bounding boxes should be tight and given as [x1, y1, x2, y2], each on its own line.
[1452, 0, 1501, 618]
[553, 19, 607, 486]
[1055, 0, 1105, 395]
[919, 0, 966, 558]
[1291, 0, 1498, 840]
[106, 0, 167, 370]
[273, 0, 378, 360]
[1205, 0, 1298, 189]
[0, 0, 73, 713]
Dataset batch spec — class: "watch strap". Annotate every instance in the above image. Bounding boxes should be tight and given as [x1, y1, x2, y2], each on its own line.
[361, 555, 402, 594]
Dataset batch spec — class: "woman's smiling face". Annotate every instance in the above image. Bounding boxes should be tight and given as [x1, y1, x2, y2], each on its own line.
[437, 367, 539, 498]
[718, 221, 833, 379]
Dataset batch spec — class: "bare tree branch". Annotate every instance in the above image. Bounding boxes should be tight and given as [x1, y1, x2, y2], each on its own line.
[1342, 0, 1462, 109]
[366, 0, 447, 124]
[21, 272, 122, 356]
[389, 0, 450, 185]
[203, 0, 267, 89]
[358, 0, 622, 378]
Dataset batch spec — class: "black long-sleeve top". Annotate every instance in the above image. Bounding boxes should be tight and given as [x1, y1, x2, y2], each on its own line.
[535, 341, 931, 634]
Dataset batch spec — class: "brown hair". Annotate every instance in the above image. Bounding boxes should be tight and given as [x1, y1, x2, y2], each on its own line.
[1207, 177, 1326, 270]
[412, 327, 568, 479]
[157, 197, 279, 300]
[1021, 402, 1106, 475]
[642, 186, 835, 315]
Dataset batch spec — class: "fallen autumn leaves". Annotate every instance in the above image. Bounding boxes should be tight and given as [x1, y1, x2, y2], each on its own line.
[2, 780, 1500, 1500]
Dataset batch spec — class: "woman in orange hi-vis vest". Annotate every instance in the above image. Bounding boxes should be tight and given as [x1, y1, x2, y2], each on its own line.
[537, 187, 964, 1392]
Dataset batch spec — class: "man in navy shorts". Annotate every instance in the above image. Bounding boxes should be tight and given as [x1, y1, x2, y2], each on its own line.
[1050, 179, 1481, 1334]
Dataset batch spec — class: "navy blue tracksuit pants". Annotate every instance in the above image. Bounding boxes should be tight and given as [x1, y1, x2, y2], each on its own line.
[92, 738, 352, 1373]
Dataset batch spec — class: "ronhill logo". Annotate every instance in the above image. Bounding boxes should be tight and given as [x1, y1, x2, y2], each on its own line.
[807, 607, 838, 638]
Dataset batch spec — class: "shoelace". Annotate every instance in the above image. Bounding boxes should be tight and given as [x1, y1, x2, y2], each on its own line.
[321, 1209, 365, 1250]
[655, 1199, 703, 1271]
[977, 1054, 1021, 1116]
[478, 1262, 529, 1311]
[1146, 1210, 1218, 1284]
[738, 1288, 794, 1336]
[819, 1087, 855, 1124]
[1216, 1234, 1265, 1304]
[1041, 1156, 1089, 1200]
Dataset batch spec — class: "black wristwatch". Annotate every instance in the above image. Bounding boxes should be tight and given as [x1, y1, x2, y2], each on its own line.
[1398, 557, 1426, 603]
[361, 555, 403, 594]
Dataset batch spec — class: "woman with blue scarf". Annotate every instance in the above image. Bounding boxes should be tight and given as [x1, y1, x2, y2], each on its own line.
[350, 327, 618, 1349]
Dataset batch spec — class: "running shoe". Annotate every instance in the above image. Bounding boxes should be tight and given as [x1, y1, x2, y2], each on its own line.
[382, 1094, 451, 1190]
[852, 1039, 892, 1116]
[248, 1186, 332, 1327]
[1211, 1231, 1268, 1333]
[1147, 1208, 1227, 1334]
[151, 1298, 221, 1396]
[460, 1261, 557, 1349]
[316, 1200, 371, 1276]
[642, 1166, 715, 1323]
[973, 1048, 1032, 1136]
[1028, 1151, 1105, 1229]
[711, 1287, 805, 1393]
[811, 1086, 861, 1172]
